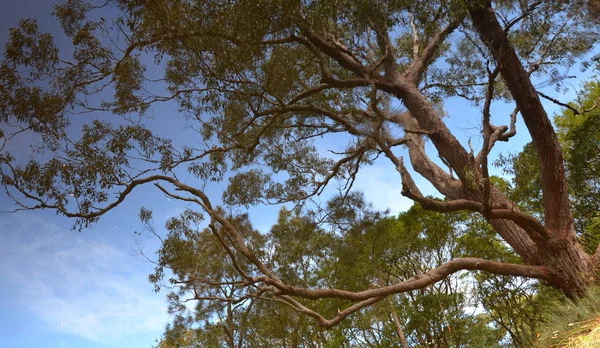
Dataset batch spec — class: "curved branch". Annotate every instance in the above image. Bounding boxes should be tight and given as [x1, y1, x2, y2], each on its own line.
[270, 294, 386, 329]
[269, 257, 553, 302]
[397, 160, 550, 241]
[41, 175, 170, 219]
[537, 90, 583, 115]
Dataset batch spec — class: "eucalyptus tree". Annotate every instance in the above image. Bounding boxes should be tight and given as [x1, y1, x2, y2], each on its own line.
[3, 0, 600, 333]
[331, 201, 507, 347]
[144, 209, 267, 348]
[154, 195, 509, 347]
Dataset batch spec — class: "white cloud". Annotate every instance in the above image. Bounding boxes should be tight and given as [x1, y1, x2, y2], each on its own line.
[0, 213, 168, 344]
[352, 164, 414, 215]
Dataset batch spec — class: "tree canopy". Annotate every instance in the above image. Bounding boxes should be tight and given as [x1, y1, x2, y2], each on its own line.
[150, 199, 524, 347]
[2, 0, 600, 345]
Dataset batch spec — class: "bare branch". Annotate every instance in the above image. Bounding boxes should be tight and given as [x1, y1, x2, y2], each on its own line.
[173, 277, 246, 287]
[389, 297, 410, 348]
[410, 14, 420, 62]
[498, 107, 518, 141]
[407, 19, 462, 84]
[537, 90, 583, 115]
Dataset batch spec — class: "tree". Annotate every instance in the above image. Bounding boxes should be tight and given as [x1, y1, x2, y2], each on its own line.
[144, 209, 268, 348]
[338, 203, 507, 347]
[153, 196, 512, 347]
[2, 0, 600, 334]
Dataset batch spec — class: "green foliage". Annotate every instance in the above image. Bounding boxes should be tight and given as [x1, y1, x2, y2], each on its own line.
[151, 194, 556, 347]
[555, 82, 600, 251]
[3, 1, 600, 347]
[502, 143, 544, 218]
[268, 207, 335, 287]
[474, 275, 559, 347]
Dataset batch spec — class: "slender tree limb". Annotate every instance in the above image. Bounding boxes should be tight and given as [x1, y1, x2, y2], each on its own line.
[173, 277, 246, 287]
[480, 60, 503, 212]
[273, 294, 386, 329]
[537, 90, 583, 115]
[502, 1, 543, 33]
[388, 297, 410, 348]
[407, 18, 462, 85]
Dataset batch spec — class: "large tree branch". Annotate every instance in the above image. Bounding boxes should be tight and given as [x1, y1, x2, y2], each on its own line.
[268, 257, 553, 301]
[397, 159, 550, 241]
[301, 30, 367, 78]
[125, 176, 552, 323]
[146, 180, 553, 326]
[373, 78, 475, 185]
[14, 168, 553, 326]
[297, 21, 475, 191]
[404, 132, 462, 198]
[314, 38, 545, 264]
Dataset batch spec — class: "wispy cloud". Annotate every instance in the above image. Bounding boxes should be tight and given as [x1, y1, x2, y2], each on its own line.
[353, 164, 415, 215]
[0, 213, 168, 344]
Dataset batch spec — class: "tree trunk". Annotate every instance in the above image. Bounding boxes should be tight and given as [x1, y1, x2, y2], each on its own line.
[388, 297, 410, 348]
[469, 1, 595, 296]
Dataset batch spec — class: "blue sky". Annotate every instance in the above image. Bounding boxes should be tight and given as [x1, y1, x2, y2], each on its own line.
[0, 1, 594, 347]
[0, 1, 170, 347]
